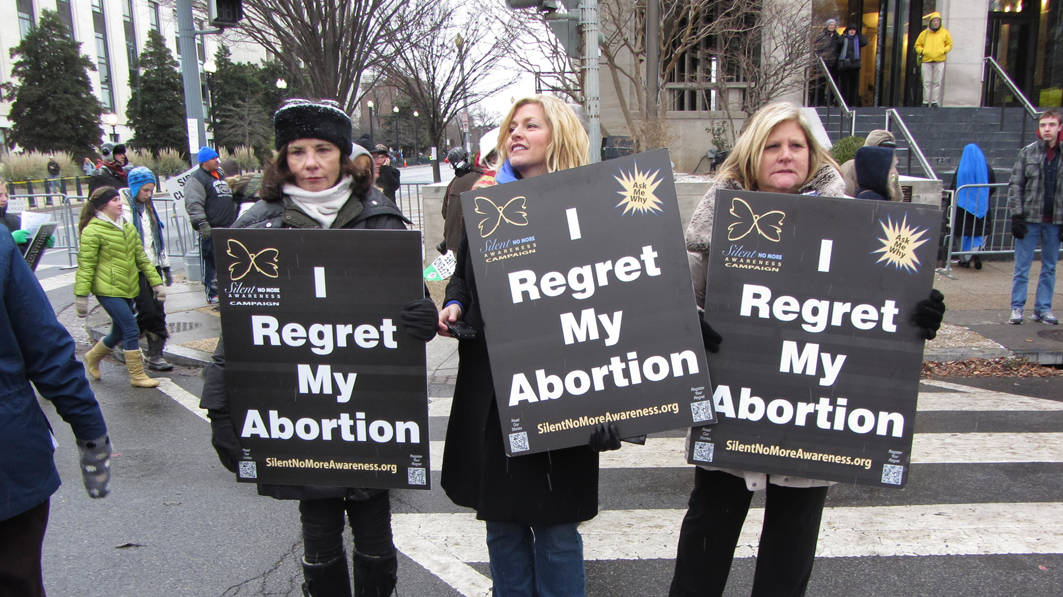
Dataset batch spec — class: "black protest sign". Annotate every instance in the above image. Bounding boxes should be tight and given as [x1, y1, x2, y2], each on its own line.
[215, 228, 430, 489]
[461, 149, 714, 456]
[688, 189, 941, 487]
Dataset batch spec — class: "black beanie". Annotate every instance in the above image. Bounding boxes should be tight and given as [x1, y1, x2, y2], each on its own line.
[855, 146, 894, 199]
[273, 98, 353, 156]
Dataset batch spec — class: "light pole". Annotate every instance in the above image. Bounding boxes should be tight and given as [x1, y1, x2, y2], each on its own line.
[412, 110, 420, 163]
[202, 61, 217, 141]
[392, 105, 400, 159]
[102, 112, 119, 142]
[367, 100, 375, 147]
[455, 34, 471, 153]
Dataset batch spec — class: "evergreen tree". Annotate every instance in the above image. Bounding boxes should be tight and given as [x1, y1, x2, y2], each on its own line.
[127, 30, 188, 157]
[209, 45, 270, 152]
[3, 10, 103, 156]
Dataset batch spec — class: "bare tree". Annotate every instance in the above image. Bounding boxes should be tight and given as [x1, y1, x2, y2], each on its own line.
[381, 4, 518, 181]
[234, 0, 427, 114]
[599, 0, 812, 152]
[489, 1, 583, 103]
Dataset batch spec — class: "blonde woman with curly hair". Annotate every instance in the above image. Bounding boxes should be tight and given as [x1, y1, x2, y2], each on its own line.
[436, 95, 607, 596]
[672, 101, 944, 596]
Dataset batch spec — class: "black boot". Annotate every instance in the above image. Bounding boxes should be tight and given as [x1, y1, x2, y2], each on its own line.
[302, 555, 352, 597]
[145, 333, 173, 371]
[352, 550, 397, 597]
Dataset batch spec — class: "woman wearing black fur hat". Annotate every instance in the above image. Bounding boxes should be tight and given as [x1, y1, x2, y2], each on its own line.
[199, 98, 438, 597]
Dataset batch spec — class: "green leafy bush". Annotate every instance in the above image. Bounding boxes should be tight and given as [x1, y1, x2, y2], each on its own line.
[830, 136, 865, 164]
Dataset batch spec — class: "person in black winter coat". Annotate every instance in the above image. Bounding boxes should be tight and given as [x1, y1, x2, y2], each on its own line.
[436, 95, 622, 597]
[837, 25, 867, 106]
[199, 98, 438, 597]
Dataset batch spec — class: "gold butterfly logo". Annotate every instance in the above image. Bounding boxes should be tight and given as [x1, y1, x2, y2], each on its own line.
[727, 197, 786, 242]
[474, 195, 529, 238]
[226, 239, 280, 280]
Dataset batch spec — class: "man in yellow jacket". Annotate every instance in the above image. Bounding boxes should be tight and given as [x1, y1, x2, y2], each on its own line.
[915, 11, 953, 107]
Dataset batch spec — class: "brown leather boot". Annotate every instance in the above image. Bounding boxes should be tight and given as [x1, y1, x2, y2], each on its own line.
[125, 350, 160, 388]
[83, 340, 110, 380]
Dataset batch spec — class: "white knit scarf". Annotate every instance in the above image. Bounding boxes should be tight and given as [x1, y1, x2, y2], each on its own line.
[283, 176, 353, 229]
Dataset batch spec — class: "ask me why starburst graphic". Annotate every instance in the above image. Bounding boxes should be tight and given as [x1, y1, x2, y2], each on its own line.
[614, 163, 664, 215]
[871, 215, 929, 273]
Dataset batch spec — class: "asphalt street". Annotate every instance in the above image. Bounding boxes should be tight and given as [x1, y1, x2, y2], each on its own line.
[26, 193, 1063, 596]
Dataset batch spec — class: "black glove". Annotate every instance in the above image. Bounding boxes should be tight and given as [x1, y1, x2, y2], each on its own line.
[911, 289, 946, 340]
[700, 317, 722, 353]
[76, 435, 111, 498]
[162, 266, 173, 287]
[1011, 216, 1027, 240]
[208, 410, 243, 474]
[400, 298, 438, 342]
[589, 422, 622, 452]
[198, 223, 213, 239]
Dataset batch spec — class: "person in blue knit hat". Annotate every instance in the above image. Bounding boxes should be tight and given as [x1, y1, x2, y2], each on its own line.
[120, 166, 173, 371]
[184, 146, 235, 303]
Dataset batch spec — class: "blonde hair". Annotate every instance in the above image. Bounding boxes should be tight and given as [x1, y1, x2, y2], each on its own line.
[716, 102, 839, 191]
[494, 95, 589, 174]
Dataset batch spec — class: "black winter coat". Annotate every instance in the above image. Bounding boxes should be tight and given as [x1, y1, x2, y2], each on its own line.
[199, 186, 410, 501]
[441, 225, 600, 525]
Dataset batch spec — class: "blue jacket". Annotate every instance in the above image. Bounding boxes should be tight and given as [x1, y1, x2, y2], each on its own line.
[0, 232, 107, 521]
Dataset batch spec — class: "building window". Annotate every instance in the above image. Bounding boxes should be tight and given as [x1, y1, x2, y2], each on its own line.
[57, 0, 76, 39]
[93, 0, 115, 112]
[124, 0, 139, 88]
[17, 0, 35, 40]
[149, 2, 160, 32]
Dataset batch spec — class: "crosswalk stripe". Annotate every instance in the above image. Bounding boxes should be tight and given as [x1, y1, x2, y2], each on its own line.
[427, 391, 1063, 418]
[38, 271, 77, 292]
[426, 432, 1063, 471]
[393, 502, 1063, 566]
[155, 378, 208, 421]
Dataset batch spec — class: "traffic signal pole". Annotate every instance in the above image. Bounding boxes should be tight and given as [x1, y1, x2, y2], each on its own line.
[177, 0, 208, 164]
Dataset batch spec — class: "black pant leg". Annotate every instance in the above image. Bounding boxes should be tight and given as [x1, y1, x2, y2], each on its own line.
[750, 484, 830, 597]
[345, 491, 394, 557]
[0, 499, 49, 597]
[669, 469, 754, 597]
[299, 498, 347, 563]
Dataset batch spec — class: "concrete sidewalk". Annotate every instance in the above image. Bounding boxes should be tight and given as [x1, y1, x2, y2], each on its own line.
[72, 259, 1063, 376]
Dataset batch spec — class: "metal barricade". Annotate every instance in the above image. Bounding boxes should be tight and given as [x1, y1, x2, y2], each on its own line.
[941, 182, 1018, 276]
[394, 182, 427, 231]
[8, 193, 82, 267]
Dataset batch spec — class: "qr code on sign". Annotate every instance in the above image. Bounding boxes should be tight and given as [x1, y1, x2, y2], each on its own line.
[509, 432, 529, 453]
[691, 401, 713, 423]
[881, 464, 904, 485]
[238, 460, 257, 480]
[692, 441, 715, 463]
[407, 467, 426, 486]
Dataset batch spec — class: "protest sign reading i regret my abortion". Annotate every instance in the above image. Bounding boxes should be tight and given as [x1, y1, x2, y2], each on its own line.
[461, 149, 716, 456]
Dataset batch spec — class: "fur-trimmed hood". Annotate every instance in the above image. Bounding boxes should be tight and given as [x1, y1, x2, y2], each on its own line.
[685, 163, 847, 253]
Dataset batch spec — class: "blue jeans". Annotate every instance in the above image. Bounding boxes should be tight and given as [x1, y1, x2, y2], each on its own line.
[485, 521, 586, 597]
[200, 236, 217, 301]
[1011, 222, 1061, 314]
[97, 296, 140, 350]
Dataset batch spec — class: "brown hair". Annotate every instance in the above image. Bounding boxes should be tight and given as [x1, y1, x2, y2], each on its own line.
[1039, 109, 1062, 125]
[260, 142, 371, 201]
[79, 186, 119, 232]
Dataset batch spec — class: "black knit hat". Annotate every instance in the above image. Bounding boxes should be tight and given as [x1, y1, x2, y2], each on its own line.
[273, 99, 353, 157]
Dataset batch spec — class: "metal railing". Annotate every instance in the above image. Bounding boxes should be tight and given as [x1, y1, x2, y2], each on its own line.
[884, 109, 937, 180]
[984, 56, 1041, 142]
[816, 56, 856, 138]
[12, 184, 426, 270]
